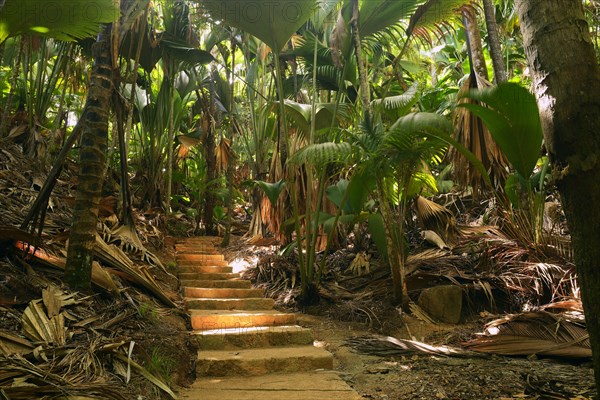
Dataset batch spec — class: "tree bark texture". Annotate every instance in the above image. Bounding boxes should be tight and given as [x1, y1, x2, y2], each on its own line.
[464, 10, 490, 84]
[482, 0, 507, 83]
[516, 0, 600, 393]
[64, 25, 113, 290]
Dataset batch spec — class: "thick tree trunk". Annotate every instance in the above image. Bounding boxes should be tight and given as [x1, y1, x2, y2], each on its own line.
[482, 0, 507, 83]
[516, 0, 600, 394]
[64, 25, 113, 290]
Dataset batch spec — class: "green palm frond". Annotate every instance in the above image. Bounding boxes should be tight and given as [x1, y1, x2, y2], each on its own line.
[287, 30, 333, 66]
[405, 0, 475, 43]
[291, 142, 353, 166]
[384, 113, 450, 165]
[0, 0, 117, 43]
[358, 0, 421, 38]
[372, 82, 420, 118]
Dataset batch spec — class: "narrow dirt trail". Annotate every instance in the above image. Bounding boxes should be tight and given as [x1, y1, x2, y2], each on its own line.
[175, 237, 362, 400]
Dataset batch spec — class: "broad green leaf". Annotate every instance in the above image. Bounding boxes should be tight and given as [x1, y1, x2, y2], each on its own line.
[200, 0, 318, 52]
[322, 214, 357, 233]
[458, 83, 543, 179]
[326, 180, 350, 212]
[0, 0, 117, 43]
[160, 34, 215, 66]
[255, 179, 286, 205]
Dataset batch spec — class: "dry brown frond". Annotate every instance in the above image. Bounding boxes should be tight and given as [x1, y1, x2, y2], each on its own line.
[344, 334, 488, 358]
[216, 137, 232, 174]
[464, 310, 590, 358]
[414, 196, 460, 244]
[449, 75, 509, 196]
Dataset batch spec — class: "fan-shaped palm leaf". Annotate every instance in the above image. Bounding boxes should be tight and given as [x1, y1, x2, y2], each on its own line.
[199, 0, 318, 52]
[0, 0, 117, 43]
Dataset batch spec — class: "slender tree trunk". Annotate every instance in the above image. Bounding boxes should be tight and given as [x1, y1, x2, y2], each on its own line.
[203, 118, 217, 235]
[516, 0, 600, 394]
[463, 10, 489, 84]
[64, 25, 113, 290]
[482, 0, 507, 83]
[165, 71, 177, 213]
[350, 0, 371, 115]
[376, 180, 406, 306]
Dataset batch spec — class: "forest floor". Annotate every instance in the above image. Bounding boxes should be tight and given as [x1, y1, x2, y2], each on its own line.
[0, 141, 595, 399]
[217, 236, 597, 400]
[299, 314, 595, 400]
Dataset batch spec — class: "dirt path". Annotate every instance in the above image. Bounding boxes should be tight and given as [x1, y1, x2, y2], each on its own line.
[297, 314, 596, 399]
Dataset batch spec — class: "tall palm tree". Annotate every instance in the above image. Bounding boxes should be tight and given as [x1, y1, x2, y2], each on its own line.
[64, 23, 114, 289]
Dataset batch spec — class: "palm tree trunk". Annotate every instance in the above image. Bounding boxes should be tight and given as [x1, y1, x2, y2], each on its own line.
[376, 180, 406, 306]
[463, 10, 489, 84]
[203, 116, 217, 235]
[482, 0, 507, 83]
[64, 24, 113, 290]
[516, 0, 600, 394]
[351, 0, 371, 115]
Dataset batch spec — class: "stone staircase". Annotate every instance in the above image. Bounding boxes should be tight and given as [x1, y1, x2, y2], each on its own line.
[176, 237, 362, 400]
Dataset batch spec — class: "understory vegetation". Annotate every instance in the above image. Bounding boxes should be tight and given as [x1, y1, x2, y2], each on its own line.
[1, 0, 600, 398]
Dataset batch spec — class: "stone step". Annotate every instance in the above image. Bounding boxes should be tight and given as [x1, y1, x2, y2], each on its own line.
[192, 325, 314, 350]
[184, 287, 263, 299]
[177, 259, 229, 267]
[177, 238, 219, 246]
[183, 372, 363, 400]
[178, 265, 233, 274]
[180, 279, 251, 289]
[185, 297, 275, 311]
[179, 272, 240, 281]
[196, 346, 333, 377]
[176, 248, 220, 255]
[178, 253, 225, 262]
[190, 310, 296, 331]
[176, 245, 218, 252]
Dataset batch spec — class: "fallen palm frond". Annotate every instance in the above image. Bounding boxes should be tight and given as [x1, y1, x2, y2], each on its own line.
[21, 300, 66, 346]
[344, 335, 489, 359]
[13, 241, 119, 294]
[415, 196, 460, 244]
[463, 310, 591, 359]
[11, 239, 176, 308]
[0, 356, 129, 400]
[406, 248, 467, 276]
[0, 331, 33, 356]
[409, 302, 437, 324]
[102, 223, 169, 274]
